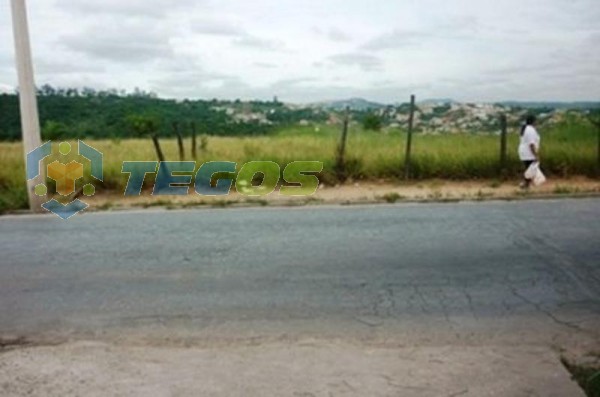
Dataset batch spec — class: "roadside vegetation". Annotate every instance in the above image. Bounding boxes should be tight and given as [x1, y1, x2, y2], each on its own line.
[0, 115, 597, 213]
[562, 354, 600, 397]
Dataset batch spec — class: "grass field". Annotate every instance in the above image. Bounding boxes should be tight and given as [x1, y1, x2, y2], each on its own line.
[0, 121, 597, 213]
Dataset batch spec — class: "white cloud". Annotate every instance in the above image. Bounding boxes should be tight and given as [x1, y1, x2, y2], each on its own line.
[361, 30, 427, 51]
[56, 0, 202, 18]
[313, 27, 352, 43]
[233, 35, 286, 51]
[191, 18, 246, 36]
[61, 20, 176, 63]
[0, 0, 598, 102]
[327, 53, 383, 71]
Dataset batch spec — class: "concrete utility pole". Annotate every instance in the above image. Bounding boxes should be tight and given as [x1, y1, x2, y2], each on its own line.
[10, 0, 45, 212]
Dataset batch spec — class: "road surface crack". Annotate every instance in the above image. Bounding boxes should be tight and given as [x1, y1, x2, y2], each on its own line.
[510, 288, 582, 331]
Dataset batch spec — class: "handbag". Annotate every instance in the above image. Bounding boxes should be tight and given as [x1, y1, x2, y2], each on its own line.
[524, 162, 546, 186]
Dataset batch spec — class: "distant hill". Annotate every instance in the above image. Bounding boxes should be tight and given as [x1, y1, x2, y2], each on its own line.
[314, 97, 600, 110]
[496, 101, 600, 110]
[418, 98, 458, 105]
[417, 99, 599, 109]
[315, 98, 388, 111]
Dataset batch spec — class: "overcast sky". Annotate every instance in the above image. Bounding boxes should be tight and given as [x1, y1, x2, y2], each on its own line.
[1, 0, 598, 103]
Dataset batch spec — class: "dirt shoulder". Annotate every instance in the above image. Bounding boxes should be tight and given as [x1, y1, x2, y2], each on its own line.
[0, 340, 585, 397]
[83, 177, 600, 212]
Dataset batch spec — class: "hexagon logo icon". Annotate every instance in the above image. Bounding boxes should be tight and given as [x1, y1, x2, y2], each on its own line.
[27, 140, 103, 219]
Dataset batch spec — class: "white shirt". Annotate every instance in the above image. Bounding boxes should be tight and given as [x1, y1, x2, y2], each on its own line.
[518, 125, 540, 161]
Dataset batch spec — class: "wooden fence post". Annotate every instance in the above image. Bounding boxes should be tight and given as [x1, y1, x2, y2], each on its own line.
[404, 95, 416, 179]
[594, 121, 600, 175]
[586, 114, 600, 176]
[151, 134, 165, 162]
[191, 122, 197, 160]
[336, 106, 350, 180]
[597, 123, 600, 174]
[499, 114, 508, 173]
[173, 122, 185, 161]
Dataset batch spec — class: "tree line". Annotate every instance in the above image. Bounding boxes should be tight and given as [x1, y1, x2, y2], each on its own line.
[0, 85, 329, 141]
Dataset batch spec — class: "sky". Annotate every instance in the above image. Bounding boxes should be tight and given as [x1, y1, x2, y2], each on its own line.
[0, 0, 599, 103]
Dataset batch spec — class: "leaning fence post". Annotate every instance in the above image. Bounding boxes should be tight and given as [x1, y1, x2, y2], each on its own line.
[499, 114, 508, 173]
[173, 122, 185, 161]
[151, 134, 165, 162]
[336, 106, 350, 180]
[597, 123, 600, 174]
[594, 120, 600, 176]
[191, 121, 197, 160]
[585, 114, 600, 176]
[404, 95, 416, 179]
[593, 120, 600, 174]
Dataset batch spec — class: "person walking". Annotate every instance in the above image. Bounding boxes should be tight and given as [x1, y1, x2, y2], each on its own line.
[518, 115, 541, 189]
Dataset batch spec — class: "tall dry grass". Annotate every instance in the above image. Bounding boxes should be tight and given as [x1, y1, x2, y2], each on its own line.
[0, 121, 597, 212]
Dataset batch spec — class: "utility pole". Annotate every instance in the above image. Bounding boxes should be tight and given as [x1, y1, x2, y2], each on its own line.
[10, 0, 44, 212]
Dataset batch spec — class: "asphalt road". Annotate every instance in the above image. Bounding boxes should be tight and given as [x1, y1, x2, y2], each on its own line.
[1, 199, 599, 345]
